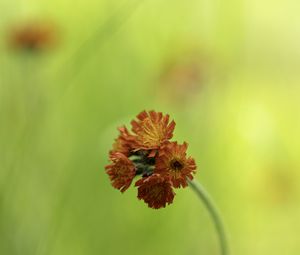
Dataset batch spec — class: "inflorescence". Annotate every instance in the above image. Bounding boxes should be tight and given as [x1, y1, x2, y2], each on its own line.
[105, 110, 197, 209]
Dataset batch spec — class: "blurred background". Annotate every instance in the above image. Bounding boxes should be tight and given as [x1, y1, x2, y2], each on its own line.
[1, 0, 300, 254]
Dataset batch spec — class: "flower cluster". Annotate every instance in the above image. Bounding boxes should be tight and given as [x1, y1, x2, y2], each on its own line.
[105, 110, 196, 209]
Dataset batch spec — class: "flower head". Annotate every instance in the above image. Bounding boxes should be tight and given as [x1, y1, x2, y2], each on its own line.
[104, 110, 196, 209]
[155, 142, 196, 188]
[135, 174, 175, 209]
[131, 110, 175, 153]
[105, 152, 136, 192]
[110, 126, 136, 156]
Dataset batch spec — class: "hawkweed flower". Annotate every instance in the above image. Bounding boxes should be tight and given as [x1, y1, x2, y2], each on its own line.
[135, 174, 175, 209]
[155, 141, 196, 188]
[105, 110, 195, 209]
[105, 152, 136, 193]
[131, 110, 175, 156]
[104, 110, 229, 255]
[110, 126, 136, 156]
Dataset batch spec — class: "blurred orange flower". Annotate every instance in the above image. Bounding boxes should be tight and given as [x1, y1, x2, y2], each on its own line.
[8, 20, 58, 52]
[157, 48, 213, 107]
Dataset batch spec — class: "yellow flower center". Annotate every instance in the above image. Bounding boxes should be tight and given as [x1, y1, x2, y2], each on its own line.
[140, 119, 165, 147]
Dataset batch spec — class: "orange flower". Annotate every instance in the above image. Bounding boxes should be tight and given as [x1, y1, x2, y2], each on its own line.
[105, 152, 136, 192]
[8, 21, 57, 52]
[111, 126, 136, 156]
[131, 110, 175, 154]
[157, 49, 210, 107]
[135, 174, 175, 209]
[155, 142, 196, 188]
[104, 110, 197, 209]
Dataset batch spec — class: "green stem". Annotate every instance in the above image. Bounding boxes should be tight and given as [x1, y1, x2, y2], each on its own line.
[188, 179, 229, 255]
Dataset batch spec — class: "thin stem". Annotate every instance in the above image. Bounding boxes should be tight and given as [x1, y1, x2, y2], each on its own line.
[188, 179, 229, 255]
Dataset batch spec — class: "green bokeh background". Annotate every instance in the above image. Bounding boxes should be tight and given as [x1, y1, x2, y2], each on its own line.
[1, 0, 300, 254]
